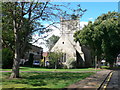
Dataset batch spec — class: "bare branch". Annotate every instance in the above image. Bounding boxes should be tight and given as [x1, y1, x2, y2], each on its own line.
[32, 35, 48, 44]
[31, 21, 60, 33]
[28, 2, 33, 20]
[31, 2, 49, 21]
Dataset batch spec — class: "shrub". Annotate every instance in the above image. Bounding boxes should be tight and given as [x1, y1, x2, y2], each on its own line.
[49, 51, 63, 69]
[2, 48, 14, 69]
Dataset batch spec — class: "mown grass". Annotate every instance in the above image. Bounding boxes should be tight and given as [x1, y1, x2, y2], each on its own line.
[1, 67, 101, 72]
[2, 72, 94, 88]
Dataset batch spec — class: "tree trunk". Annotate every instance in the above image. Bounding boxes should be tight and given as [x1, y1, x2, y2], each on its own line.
[98, 60, 101, 68]
[10, 5, 20, 78]
[55, 62, 57, 69]
[55, 64, 57, 69]
[10, 53, 20, 78]
[10, 32, 20, 78]
[95, 56, 97, 68]
[10, 34, 20, 78]
[55, 61, 57, 69]
[10, 31, 20, 78]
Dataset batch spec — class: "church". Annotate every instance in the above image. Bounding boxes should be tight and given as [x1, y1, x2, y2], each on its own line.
[51, 17, 92, 68]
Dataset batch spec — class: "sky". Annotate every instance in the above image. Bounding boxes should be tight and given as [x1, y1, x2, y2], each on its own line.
[55, 2, 118, 22]
[32, 2, 119, 52]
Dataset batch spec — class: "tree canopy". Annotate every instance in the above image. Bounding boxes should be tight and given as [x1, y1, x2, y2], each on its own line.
[46, 35, 60, 50]
[74, 11, 120, 67]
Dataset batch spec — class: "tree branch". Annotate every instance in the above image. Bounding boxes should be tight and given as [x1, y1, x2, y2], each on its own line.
[31, 2, 49, 21]
[1, 39, 14, 53]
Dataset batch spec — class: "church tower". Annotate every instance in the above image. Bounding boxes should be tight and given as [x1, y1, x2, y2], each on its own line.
[60, 17, 80, 43]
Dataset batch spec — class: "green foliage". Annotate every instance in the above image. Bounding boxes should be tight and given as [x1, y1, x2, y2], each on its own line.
[2, 2, 32, 55]
[74, 11, 120, 67]
[46, 35, 60, 50]
[2, 72, 94, 88]
[66, 58, 76, 69]
[49, 51, 63, 69]
[2, 48, 14, 69]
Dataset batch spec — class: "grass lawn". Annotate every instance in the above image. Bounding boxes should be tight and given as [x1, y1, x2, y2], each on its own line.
[1, 67, 101, 72]
[2, 72, 94, 88]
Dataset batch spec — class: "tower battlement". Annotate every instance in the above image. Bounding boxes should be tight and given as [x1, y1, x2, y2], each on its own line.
[60, 17, 80, 35]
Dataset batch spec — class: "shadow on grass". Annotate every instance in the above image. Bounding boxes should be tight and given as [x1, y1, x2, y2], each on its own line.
[2, 72, 94, 88]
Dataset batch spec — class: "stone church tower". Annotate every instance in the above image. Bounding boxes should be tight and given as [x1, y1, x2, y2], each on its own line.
[51, 18, 91, 68]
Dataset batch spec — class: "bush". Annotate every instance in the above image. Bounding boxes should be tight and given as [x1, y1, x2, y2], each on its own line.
[66, 58, 76, 69]
[49, 51, 63, 69]
[2, 48, 14, 69]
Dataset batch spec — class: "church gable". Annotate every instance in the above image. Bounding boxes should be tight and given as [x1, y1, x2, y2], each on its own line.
[51, 35, 76, 58]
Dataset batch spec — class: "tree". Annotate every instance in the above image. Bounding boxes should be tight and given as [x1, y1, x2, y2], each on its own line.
[49, 51, 63, 69]
[2, 3, 32, 59]
[2, 2, 86, 78]
[2, 2, 33, 78]
[46, 35, 60, 50]
[74, 12, 120, 67]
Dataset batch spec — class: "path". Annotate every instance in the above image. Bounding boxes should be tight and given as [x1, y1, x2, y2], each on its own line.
[66, 70, 111, 89]
[106, 70, 120, 90]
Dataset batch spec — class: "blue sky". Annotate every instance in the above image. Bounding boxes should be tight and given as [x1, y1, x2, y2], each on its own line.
[79, 2, 118, 21]
[53, 2, 118, 22]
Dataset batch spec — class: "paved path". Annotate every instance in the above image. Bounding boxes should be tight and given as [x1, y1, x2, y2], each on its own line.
[66, 70, 111, 89]
[107, 70, 120, 90]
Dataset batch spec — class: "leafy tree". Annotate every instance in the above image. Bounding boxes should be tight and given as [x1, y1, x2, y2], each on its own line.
[46, 35, 60, 50]
[2, 2, 33, 78]
[2, 2, 86, 78]
[49, 51, 63, 69]
[2, 3, 32, 58]
[74, 12, 120, 67]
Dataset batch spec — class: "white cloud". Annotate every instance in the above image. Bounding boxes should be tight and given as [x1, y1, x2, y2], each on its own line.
[80, 21, 88, 29]
[46, 24, 61, 38]
[88, 17, 94, 20]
